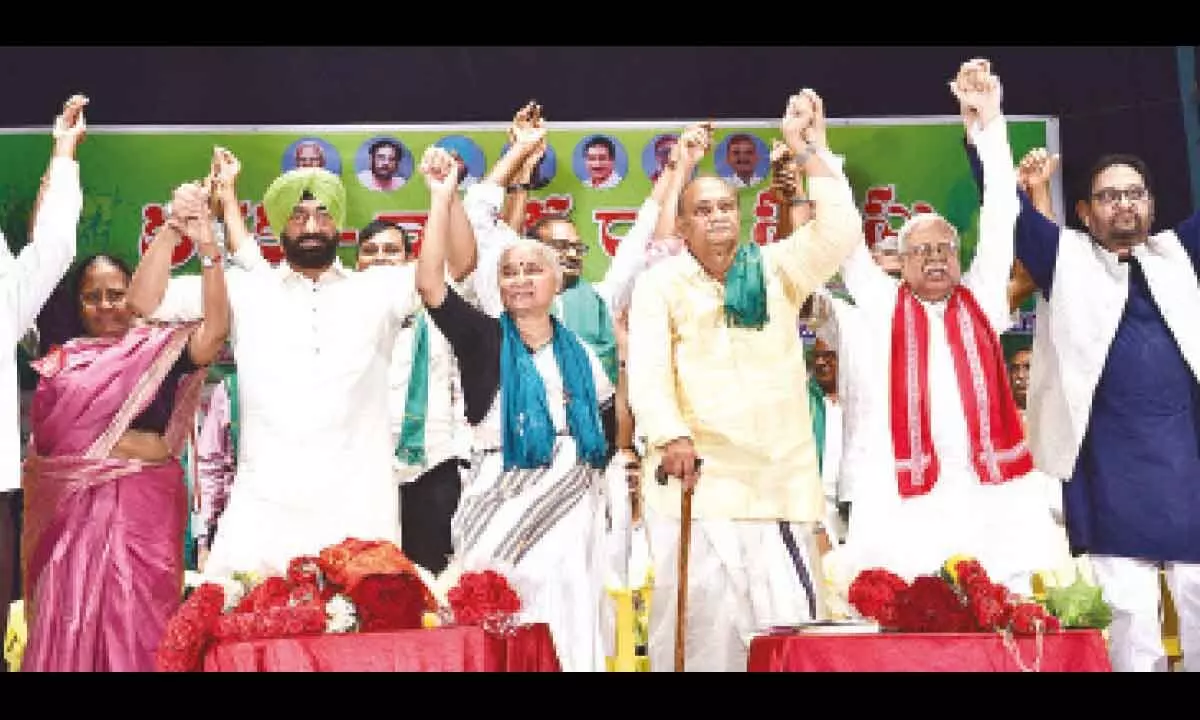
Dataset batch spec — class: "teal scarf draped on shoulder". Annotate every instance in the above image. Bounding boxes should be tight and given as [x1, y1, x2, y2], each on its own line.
[395, 311, 430, 466]
[499, 312, 607, 471]
[723, 241, 769, 329]
[557, 280, 619, 385]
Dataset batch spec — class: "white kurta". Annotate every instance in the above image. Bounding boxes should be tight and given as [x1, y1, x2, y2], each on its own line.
[149, 250, 420, 576]
[831, 114, 1067, 592]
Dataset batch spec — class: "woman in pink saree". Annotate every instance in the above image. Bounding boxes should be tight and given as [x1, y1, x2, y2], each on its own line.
[21, 184, 230, 672]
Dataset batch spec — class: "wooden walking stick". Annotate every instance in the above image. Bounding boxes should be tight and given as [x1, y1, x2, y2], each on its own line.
[658, 458, 702, 672]
[674, 481, 695, 672]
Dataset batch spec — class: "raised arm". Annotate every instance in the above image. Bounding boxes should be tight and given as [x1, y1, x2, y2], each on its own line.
[1007, 148, 1060, 311]
[210, 146, 271, 272]
[964, 139, 1062, 295]
[4, 95, 87, 345]
[766, 90, 864, 305]
[127, 183, 204, 322]
[176, 185, 231, 365]
[500, 128, 547, 233]
[593, 127, 718, 316]
[446, 175, 478, 282]
[416, 147, 459, 310]
[952, 60, 1022, 329]
[769, 139, 813, 241]
[462, 102, 549, 317]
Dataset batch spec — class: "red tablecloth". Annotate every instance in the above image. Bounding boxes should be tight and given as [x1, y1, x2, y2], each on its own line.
[203, 623, 561, 672]
[748, 629, 1111, 672]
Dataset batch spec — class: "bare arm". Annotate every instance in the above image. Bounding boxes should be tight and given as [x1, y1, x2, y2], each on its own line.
[183, 198, 231, 365]
[128, 210, 184, 318]
[1008, 149, 1059, 311]
[446, 191, 477, 282]
[417, 151, 461, 309]
[211, 146, 270, 272]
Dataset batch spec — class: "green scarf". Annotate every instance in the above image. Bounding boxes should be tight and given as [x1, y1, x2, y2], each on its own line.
[557, 280, 619, 386]
[224, 371, 240, 461]
[395, 312, 430, 466]
[807, 377, 826, 474]
[724, 242, 769, 329]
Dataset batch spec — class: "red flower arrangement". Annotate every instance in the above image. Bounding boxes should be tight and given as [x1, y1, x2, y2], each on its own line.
[848, 557, 1061, 636]
[155, 583, 226, 673]
[349, 573, 433, 632]
[447, 570, 522, 629]
[155, 538, 438, 672]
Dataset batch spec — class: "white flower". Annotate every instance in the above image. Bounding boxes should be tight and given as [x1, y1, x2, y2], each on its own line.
[325, 594, 358, 633]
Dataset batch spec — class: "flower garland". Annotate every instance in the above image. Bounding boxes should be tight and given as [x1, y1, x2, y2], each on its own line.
[156, 541, 528, 672]
[155, 538, 439, 672]
[848, 557, 1063, 636]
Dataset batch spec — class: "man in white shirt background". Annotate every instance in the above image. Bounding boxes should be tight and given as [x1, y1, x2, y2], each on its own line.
[1, 95, 86, 667]
[356, 218, 470, 575]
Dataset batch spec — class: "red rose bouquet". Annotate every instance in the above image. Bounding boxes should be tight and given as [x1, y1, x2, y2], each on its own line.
[349, 572, 438, 632]
[446, 570, 522, 631]
[847, 568, 907, 628]
[848, 556, 1062, 636]
[157, 538, 438, 671]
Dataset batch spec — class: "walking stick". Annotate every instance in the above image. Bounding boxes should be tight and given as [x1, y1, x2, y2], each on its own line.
[658, 458, 702, 672]
[674, 482, 695, 672]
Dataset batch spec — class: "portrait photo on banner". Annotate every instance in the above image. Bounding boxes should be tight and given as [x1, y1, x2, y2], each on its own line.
[572, 134, 627, 191]
[281, 136, 343, 175]
[433, 135, 487, 190]
[355, 136, 413, 193]
[642, 133, 677, 182]
[714, 132, 770, 190]
[501, 141, 558, 190]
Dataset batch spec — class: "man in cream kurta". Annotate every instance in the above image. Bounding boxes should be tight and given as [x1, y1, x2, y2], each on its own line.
[627, 91, 862, 672]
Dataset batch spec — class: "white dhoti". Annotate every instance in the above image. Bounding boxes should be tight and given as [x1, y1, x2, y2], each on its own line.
[451, 437, 608, 673]
[1089, 555, 1200, 672]
[643, 505, 823, 672]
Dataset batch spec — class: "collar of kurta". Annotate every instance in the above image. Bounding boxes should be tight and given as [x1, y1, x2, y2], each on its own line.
[274, 257, 351, 286]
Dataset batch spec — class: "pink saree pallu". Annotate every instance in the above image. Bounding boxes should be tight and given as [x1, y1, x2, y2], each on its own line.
[20, 322, 205, 672]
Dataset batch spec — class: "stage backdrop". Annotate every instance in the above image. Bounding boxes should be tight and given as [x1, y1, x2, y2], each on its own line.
[0, 116, 1058, 332]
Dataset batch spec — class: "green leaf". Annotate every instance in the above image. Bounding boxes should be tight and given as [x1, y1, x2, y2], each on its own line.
[1044, 576, 1112, 629]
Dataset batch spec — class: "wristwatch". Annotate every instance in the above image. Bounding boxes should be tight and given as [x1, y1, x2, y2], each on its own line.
[794, 142, 817, 166]
[198, 252, 220, 269]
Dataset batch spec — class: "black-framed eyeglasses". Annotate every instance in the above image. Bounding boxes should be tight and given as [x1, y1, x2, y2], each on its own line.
[1092, 186, 1148, 205]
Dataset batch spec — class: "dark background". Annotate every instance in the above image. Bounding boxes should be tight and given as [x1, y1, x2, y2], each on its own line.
[1, 45, 1196, 229]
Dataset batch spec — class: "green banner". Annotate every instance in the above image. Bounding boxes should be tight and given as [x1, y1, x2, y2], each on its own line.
[0, 117, 1056, 321]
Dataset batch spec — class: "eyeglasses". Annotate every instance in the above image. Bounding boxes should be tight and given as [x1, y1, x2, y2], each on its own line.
[1092, 186, 1148, 205]
[904, 241, 959, 259]
[543, 238, 589, 256]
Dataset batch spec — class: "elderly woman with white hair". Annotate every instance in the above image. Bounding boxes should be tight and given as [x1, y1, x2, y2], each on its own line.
[825, 63, 1068, 599]
[415, 148, 615, 672]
